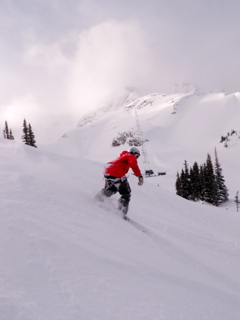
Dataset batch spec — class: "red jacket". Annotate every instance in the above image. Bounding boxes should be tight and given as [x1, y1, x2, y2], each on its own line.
[105, 151, 141, 178]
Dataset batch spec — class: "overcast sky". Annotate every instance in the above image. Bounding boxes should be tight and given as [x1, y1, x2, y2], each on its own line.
[1, 0, 240, 138]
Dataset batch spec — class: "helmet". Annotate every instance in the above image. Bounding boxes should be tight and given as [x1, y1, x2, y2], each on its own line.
[128, 147, 140, 158]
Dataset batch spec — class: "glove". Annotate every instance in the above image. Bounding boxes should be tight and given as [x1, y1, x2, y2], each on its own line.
[138, 175, 144, 186]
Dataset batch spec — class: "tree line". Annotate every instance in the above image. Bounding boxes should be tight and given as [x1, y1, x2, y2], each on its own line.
[3, 120, 37, 148]
[175, 149, 229, 206]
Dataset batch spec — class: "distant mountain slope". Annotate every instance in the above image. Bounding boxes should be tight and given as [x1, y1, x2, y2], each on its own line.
[42, 89, 240, 198]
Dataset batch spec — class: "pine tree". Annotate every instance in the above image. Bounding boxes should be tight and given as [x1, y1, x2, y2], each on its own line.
[9, 129, 14, 140]
[3, 121, 9, 139]
[190, 162, 201, 201]
[22, 119, 37, 147]
[3, 121, 14, 140]
[176, 151, 229, 207]
[28, 123, 37, 148]
[176, 161, 203, 202]
[214, 148, 228, 205]
[180, 161, 191, 199]
[22, 119, 29, 145]
[205, 153, 218, 205]
[235, 191, 239, 212]
[175, 171, 183, 196]
[179, 169, 186, 199]
[199, 164, 207, 201]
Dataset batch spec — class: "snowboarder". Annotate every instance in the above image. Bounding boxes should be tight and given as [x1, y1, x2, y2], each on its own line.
[96, 147, 144, 215]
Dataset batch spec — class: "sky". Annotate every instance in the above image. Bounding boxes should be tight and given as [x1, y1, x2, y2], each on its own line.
[1, 0, 240, 138]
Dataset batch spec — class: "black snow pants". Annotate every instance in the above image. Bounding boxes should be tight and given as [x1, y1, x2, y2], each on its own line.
[102, 175, 131, 213]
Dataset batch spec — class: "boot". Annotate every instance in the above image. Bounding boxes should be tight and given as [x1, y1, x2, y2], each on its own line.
[118, 198, 129, 215]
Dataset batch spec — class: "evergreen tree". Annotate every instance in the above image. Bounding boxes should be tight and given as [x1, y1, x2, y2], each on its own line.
[3, 121, 14, 140]
[176, 151, 229, 207]
[214, 148, 228, 205]
[185, 160, 192, 199]
[180, 169, 187, 199]
[3, 121, 9, 139]
[9, 129, 14, 140]
[175, 171, 183, 196]
[22, 119, 29, 145]
[190, 162, 201, 201]
[22, 119, 37, 147]
[180, 161, 191, 199]
[204, 153, 218, 205]
[28, 123, 37, 148]
[235, 191, 239, 212]
[199, 164, 207, 201]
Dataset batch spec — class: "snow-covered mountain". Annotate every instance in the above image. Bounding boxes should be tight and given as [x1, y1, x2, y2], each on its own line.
[1, 88, 240, 320]
[43, 88, 240, 198]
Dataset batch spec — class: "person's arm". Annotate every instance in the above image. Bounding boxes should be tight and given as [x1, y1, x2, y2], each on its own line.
[128, 154, 141, 177]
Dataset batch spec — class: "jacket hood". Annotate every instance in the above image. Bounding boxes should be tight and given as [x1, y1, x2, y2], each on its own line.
[120, 151, 129, 156]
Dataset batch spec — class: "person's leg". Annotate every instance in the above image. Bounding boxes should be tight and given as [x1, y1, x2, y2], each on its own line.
[103, 178, 118, 197]
[95, 177, 118, 201]
[118, 179, 131, 214]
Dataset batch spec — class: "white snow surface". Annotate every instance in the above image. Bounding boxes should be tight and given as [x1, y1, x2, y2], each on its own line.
[1, 90, 240, 320]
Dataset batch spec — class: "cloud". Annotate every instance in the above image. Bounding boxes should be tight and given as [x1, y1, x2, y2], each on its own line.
[1, 19, 154, 121]
[67, 20, 154, 113]
[3, 95, 40, 124]
[23, 42, 69, 68]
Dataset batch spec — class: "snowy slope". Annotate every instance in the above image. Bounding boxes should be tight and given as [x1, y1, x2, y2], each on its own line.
[42, 90, 240, 198]
[1, 137, 240, 320]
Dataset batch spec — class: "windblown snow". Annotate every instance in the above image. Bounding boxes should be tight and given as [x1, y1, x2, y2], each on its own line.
[1, 89, 240, 320]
